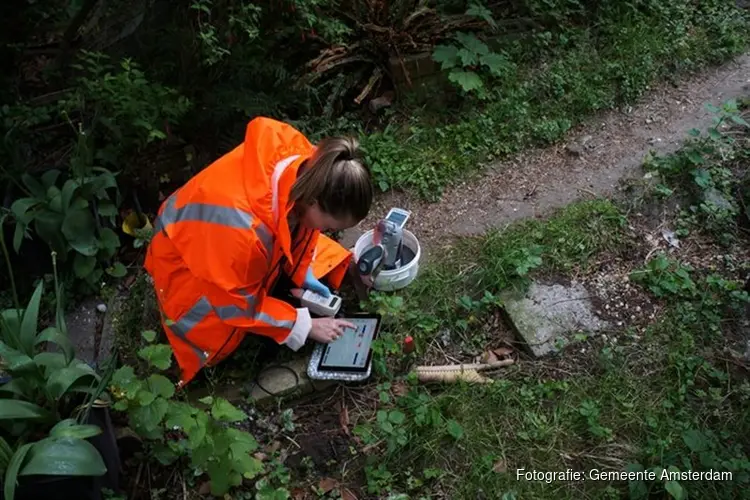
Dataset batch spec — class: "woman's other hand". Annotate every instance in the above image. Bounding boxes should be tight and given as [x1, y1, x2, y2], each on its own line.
[309, 317, 356, 343]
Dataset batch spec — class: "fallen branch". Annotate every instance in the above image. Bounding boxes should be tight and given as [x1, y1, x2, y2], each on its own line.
[413, 359, 515, 384]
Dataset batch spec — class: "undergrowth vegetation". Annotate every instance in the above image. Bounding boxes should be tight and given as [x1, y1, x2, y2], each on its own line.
[1, 0, 750, 498]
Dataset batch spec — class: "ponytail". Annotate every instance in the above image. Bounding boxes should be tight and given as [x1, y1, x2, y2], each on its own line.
[290, 136, 373, 222]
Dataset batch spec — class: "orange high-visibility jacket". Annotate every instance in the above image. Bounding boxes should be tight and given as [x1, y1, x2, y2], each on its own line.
[144, 117, 353, 386]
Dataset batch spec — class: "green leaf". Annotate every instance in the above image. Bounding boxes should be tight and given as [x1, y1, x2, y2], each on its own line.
[432, 45, 459, 70]
[141, 330, 157, 342]
[479, 52, 508, 77]
[61, 180, 79, 212]
[730, 114, 749, 127]
[33, 210, 67, 256]
[10, 198, 40, 225]
[19, 437, 106, 477]
[35, 327, 75, 364]
[682, 429, 709, 452]
[137, 344, 173, 370]
[47, 186, 63, 213]
[0, 378, 33, 399]
[448, 70, 483, 93]
[105, 262, 127, 278]
[456, 48, 479, 66]
[97, 200, 117, 216]
[47, 365, 99, 399]
[446, 419, 464, 440]
[455, 32, 489, 55]
[34, 352, 69, 375]
[73, 253, 97, 279]
[0, 341, 35, 374]
[13, 223, 27, 253]
[137, 390, 156, 406]
[19, 281, 44, 353]
[665, 479, 685, 500]
[0, 400, 52, 421]
[131, 397, 169, 434]
[50, 419, 103, 439]
[165, 401, 198, 433]
[4, 443, 32, 500]
[211, 398, 247, 422]
[99, 228, 120, 250]
[388, 410, 406, 425]
[198, 395, 213, 405]
[61, 208, 98, 256]
[41, 169, 61, 190]
[21, 173, 46, 199]
[147, 374, 175, 399]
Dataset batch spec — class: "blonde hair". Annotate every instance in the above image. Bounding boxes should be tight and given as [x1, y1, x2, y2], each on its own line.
[290, 136, 373, 221]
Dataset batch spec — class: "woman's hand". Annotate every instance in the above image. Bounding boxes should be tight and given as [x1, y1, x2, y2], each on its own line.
[309, 317, 356, 343]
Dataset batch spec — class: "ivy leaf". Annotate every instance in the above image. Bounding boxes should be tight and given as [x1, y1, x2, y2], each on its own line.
[432, 45, 459, 70]
[137, 344, 173, 370]
[211, 398, 247, 423]
[448, 70, 483, 93]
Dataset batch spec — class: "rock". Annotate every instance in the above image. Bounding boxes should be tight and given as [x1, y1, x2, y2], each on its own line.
[501, 281, 610, 357]
[565, 143, 585, 157]
[245, 357, 336, 405]
[96, 303, 107, 313]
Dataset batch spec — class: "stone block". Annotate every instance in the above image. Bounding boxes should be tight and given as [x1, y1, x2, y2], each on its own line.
[247, 356, 336, 404]
[501, 281, 610, 357]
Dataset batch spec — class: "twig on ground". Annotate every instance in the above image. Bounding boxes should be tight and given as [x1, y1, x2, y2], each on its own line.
[131, 462, 143, 500]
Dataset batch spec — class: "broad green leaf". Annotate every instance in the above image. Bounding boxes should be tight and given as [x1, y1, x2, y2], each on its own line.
[35, 329, 72, 360]
[141, 330, 157, 343]
[682, 429, 709, 453]
[33, 210, 67, 256]
[73, 253, 97, 279]
[0, 400, 52, 421]
[233, 452, 263, 480]
[111, 366, 143, 399]
[456, 48, 479, 66]
[105, 262, 127, 278]
[448, 70, 483, 93]
[211, 398, 247, 423]
[0, 341, 35, 374]
[21, 173, 45, 199]
[61, 208, 98, 256]
[137, 390, 155, 406]
[47, 365, 98, 399]
[47, 186, 63, 213]
[0, 378, 33, 399]
[19, 281, 43, 353]
[97, 200, 117, 216]
[388, 410, 406, 424]
[50, 419, 102, 439]
[225, 428, 258, 453]
[446, 419, 464, 440]
[41, 169, 61, 190]
[19, 437, 106, 477]
[665, 479, 685, 500]
[131, 397, 168, 433]
[61, 180, 79, 212]
[479, 52, 508, 77]
[99, 228, 120, 251]
[207, 459, 233, 496]
[10, 198, 40, 225]
[147, 374, 175, 399]
[432, 45, 459, 70]
[3, 443, 32, 500]
[198, 395, 213, 405]
[165, 401, 198, 433]
[137, 344, 172, 370]
[455, 31, 489, 55]
[34, 352, 69, 375]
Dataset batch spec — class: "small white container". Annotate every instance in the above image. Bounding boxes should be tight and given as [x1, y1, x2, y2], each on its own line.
[353, 229, 421, 291]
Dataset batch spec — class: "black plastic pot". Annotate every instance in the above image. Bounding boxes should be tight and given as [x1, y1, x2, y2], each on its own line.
[1, 407, 122, 500]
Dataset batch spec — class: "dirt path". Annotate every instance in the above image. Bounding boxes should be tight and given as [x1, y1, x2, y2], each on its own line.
[341, 53, 750, 262]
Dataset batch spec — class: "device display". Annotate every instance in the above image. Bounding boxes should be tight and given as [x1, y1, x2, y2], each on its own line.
[318, 316, 380, 372]
[385, 208, 410, 228]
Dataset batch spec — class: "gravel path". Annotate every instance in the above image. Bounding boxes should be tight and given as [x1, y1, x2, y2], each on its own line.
[341, 53, 750, 263]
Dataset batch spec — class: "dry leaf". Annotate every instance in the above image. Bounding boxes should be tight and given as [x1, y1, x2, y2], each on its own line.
[481, 351, 499, 364]
[265, 441, 282, 454]
[253, 452, 267, 462]
[339, 402, 350, 436]
[291, 488, 309, 500]
[318, 477, 339, 493]
[341, 487, 359, 500]
[493, 459, 507, 473]
[392, 381, 409, 397]
[493, 347, 513, 358]
[198, 481, 211, 495]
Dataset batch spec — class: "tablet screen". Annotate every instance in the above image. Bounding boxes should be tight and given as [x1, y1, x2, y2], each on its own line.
[319, 317, 379, 370]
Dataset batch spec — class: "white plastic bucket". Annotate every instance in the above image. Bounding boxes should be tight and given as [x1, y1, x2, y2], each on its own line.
[352, 229, 421, 291]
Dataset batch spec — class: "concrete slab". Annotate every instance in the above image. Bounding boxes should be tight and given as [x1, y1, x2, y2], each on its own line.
[501, 281, 610, 357]
[61, 297, 103, 366]
[247, 356, 336, 404]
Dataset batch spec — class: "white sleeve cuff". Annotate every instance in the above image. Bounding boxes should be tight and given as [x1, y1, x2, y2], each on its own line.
[282, 307, 311, 351]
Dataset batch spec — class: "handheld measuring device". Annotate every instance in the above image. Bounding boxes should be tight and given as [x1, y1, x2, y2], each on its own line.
[385, 207, 411, 228]
[307, 313, 382, 382]
[300, 290, 342, 317]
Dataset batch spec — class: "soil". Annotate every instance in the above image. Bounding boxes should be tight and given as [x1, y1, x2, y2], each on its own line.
[340, 53, 750, 262]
